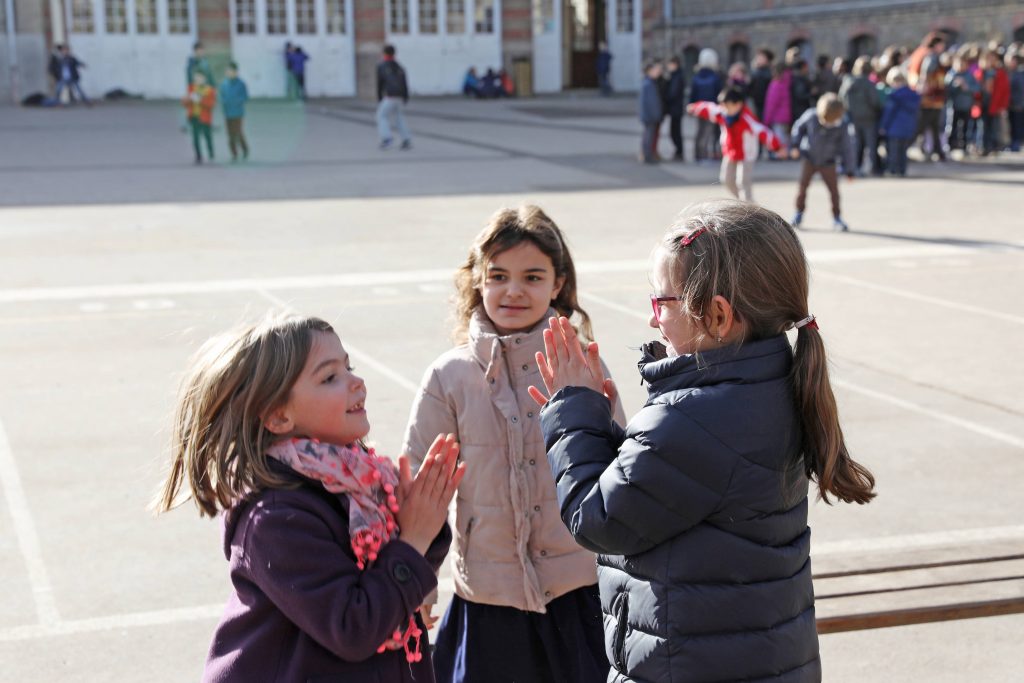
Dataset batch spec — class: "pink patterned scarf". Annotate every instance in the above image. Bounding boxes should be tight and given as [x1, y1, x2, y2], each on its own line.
[266, 437, 423, 662]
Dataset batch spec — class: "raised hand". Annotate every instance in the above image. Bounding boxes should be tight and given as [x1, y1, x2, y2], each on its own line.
[397, 433, 465, 556]
[528, 316, 617, 407]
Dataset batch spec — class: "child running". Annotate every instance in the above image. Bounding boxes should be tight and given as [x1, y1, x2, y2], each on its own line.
[154, 314, 465, 682]
[402, 206, 626, 683]
[687, 87, 781, 202]
[790, 92, 857, 231]
[530, 200, 876, 683]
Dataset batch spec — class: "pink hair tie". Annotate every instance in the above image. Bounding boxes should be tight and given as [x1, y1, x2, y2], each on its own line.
[680, 227, 707, 247]
[794, 314, 818, 330]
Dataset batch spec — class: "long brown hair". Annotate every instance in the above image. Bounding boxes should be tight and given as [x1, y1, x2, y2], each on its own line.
[662, 200, 875, 505]
[452, 205, 592, 344]
[152, 314, 334, 517]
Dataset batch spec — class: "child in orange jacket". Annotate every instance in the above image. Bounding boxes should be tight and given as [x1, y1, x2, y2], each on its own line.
[182, 72, 217, 164]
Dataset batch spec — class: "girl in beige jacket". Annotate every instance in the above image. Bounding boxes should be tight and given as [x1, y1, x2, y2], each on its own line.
[402, 206, 625, 683]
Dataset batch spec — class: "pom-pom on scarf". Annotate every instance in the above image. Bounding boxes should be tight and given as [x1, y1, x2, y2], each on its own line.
[266, 437, 424, 663]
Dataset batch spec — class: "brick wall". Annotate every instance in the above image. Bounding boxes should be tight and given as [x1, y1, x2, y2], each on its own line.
[658, 1, 1024, 64]
[354, 0, 386, 99]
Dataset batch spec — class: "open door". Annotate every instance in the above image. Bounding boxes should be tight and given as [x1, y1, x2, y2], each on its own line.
[563, 0, 604, 88]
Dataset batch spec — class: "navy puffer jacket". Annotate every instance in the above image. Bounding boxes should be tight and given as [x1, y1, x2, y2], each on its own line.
[541, 335, 821, 683]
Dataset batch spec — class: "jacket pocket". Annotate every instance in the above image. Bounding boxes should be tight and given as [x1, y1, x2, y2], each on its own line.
[610, 591, 630, 672]
[455, 516, 475, 580]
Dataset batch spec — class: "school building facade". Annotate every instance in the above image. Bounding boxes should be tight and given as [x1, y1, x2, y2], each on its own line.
[0, 0, 645, 101]
[3, 1, 1022, 103]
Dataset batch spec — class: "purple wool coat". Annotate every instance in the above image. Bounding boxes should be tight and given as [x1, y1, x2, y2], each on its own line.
[202, 462, 452, 683]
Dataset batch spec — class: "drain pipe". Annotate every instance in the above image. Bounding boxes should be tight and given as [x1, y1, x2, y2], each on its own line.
[4, 0, 16, 103]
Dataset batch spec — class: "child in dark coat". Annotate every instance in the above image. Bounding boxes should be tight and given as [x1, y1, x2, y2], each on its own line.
[639, 61, 664, 164]
[529, 200, 875, 683]
[154, 314, 465, 683]
[880, 70, 922, 176]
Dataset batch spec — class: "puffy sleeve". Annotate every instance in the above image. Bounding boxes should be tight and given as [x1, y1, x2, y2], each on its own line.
[540, 386, 736, 557]
[401, 365, 459, 474]
[243, 499, 437, 662]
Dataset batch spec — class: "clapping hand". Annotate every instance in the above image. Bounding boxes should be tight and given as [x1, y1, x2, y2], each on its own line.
[396, 434, 465, 556]
[528, 316, 618, 408]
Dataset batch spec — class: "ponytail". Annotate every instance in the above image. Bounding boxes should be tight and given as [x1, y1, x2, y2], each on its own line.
[792, 326, 876, 504]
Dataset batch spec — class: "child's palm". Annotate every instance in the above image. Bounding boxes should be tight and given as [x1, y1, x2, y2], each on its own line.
[396, 434, 465, 556]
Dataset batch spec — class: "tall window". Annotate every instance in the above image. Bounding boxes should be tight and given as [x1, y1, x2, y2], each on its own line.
[71, 0, 95, 32]
[446, 0, 465, 33]
[234, 0, 256, 34]
[615, 0, 633, 33]
[105, 0, 127, 33]
[266, 0, 287, 33]
[474, 0, 494, 33]
[419, 0, 438, 34]
[136, 0, 158, 33]
[532, 0, 553, 35]
[848, 34, 876, 59]
[295, 0, 316, 34]
[389, 0, 409, 33]
[167, 0, 191, 33]
[325, 0, 346, 33]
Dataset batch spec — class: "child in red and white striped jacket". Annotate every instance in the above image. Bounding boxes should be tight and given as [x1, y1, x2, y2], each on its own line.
[687, 87, 781, 203]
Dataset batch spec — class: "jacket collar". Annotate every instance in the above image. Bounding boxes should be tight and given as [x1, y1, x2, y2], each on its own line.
[638, 334, 792, 395]
[469, 307, 555, 382]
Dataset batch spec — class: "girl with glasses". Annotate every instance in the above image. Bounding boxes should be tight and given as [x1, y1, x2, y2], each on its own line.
[530, 200, 876, 683]
[402, 206, 626, 683]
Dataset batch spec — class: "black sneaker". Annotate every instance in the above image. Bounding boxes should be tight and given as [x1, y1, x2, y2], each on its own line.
[400, 140, 412, 150]
[380, 138, 392, 150]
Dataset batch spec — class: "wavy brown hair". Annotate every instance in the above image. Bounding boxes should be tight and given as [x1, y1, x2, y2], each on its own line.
[452, 205, 592, 344]
[152, 314, 334, 517]
[661, 200, 875, 505]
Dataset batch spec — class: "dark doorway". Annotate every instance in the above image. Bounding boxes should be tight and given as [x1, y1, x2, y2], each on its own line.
[849, 34, 877, 59]
[682, 45, 700, 74]
[566, 0, 607, 87]
[1016, 25, 1024, 43]
[728, 42, 750, 67]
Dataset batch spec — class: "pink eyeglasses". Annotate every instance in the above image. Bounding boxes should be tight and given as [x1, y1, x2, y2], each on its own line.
[650, 294, 684, 323]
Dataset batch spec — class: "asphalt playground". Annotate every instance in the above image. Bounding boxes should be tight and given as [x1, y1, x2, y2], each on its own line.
[1, 94, 1022, 681]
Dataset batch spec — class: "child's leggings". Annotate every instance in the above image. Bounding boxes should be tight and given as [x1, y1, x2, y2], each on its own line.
[795, 160, 841, 217]
[190, 119, 214, 160]
[720, 158, 755, 202]
[226, 117, 249, 159]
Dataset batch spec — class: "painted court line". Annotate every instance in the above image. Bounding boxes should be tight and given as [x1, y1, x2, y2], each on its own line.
[832, 379, 1024, 450]
[583, 293, 1024, 451]
[0, 418, 61, 625]
[0, 244, 982, 304]
[814, 270, 1024, 326]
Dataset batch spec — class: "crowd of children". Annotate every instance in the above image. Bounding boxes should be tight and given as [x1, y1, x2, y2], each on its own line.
[636, 33, 1023, 230]
[158, 197, 875, 683]
[462, 67, 515, 99]
[640, 34, 1024, 175]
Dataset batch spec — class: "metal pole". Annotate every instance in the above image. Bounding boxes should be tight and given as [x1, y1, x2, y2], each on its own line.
[4, 0, 17, 103]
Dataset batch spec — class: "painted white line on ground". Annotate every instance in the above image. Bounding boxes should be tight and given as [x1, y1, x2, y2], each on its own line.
[833, 378, 1024, 450]
[0, 604, 224, 643]
[814, 270, 1024, 326]
[0, 245, 983, 304]
[814, 524, 1024, 556]
[0, 419, 61, 625]
[584, 293, 1024, 451]
[257, 289, 420, 395]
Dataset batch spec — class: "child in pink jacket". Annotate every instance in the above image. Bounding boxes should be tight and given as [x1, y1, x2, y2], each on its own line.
[762, 63, 793, 157]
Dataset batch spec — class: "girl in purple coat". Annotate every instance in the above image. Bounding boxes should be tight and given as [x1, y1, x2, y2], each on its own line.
[763, 63, 793, 157]
[154, 314, 465, 683]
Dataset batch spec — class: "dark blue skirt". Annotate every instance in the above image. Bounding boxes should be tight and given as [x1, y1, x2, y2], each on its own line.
[433, 585, 608, 683]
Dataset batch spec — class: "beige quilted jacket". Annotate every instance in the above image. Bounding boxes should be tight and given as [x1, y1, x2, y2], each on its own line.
[402, 308, 626, 612]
